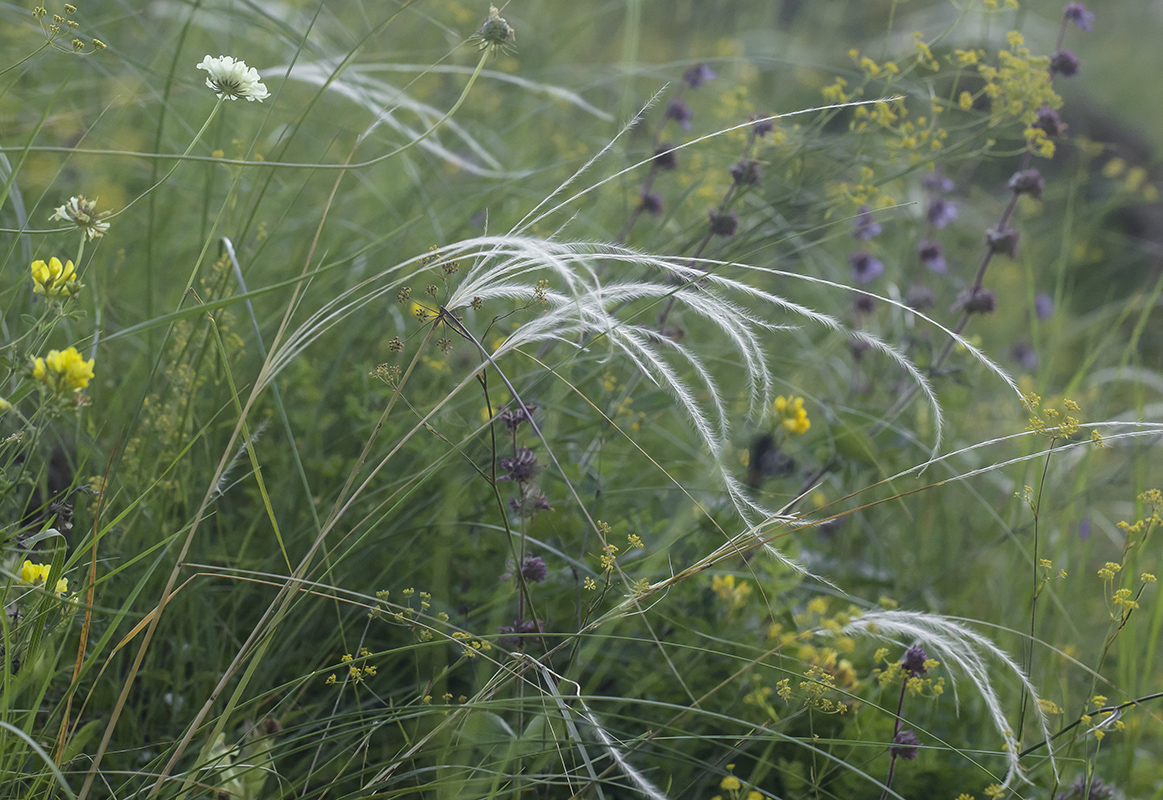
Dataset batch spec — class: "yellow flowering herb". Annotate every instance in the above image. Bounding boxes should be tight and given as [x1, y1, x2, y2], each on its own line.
[31, 257, 80, 300]
[32, 346, 94, 394]
[20, 559, 68, 597]
[774, 395, 811, 435]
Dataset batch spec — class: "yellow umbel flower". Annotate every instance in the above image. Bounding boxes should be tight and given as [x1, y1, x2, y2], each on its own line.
[31, 257, 80, 299]
[32, 346, 95, 394]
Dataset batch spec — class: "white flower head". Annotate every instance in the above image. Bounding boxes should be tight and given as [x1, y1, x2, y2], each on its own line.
[50, 195, 111, 240]
[196, 55, 270, 102]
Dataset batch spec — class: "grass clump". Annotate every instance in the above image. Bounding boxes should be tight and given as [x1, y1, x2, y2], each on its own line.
[0, 1, 1161, 798]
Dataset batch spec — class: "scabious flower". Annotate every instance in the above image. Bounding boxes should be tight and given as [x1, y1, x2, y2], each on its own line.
[682, 63, 717, 89]
[196, 55, 270, 101]
[30, 257, 80, 299]
[1064, 3, 1095, 32]
[774, 395, 811, 435]
[20, 559, 68, 597]
[851, 205, 882, 240]
[471, 5, 516, 55]
[50, 195, 110, 240]
[917, 240, 947, 273]
[665, 97, 694, 131]
[848, 251, 884, 283]
[32, 346, 94, 394]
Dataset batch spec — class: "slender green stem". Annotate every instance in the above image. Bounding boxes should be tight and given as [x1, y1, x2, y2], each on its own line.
[104, 97, 225, 222]
[0, 42, 51, 78]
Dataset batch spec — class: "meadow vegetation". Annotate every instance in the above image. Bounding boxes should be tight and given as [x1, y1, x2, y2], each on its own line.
[1, 0, 1162, 798]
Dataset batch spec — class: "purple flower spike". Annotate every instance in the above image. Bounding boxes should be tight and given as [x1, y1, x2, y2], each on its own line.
[1035, 291, 1054, 320]
[639, 189, 664, 216]
[922, 171, 956, 194]
[730, 159, 763, 187]
[749, 113, 775, 137]
[985, 226, 1020, 257]
[927, 198, 958, 229]
[1012, 341, 1039, 371]
[708, 209, 738, 237]
[848, 251, 884, 284]
[498, 617, 543, 649]
[1050, 50, 1081, 78]
[1034, 105, 1067, 138]
[955, 287, 997, 314]
[917, 240, 947, 273]
[906, 284, 935, 310]
[682, 63, 718, 89]
[891, 729, 921, 761]
[901, 645, 929, 676]
[851, 205, 883, 240]
[1064, 3, 1095, 32]
[1008, 169, 1045, 200]
[521, 554, 549, 583]
[665, 97, 694, 131]
[653, 143, 678, 170]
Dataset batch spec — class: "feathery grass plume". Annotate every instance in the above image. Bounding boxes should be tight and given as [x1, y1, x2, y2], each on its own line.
[830, 608, 1058, 789]
[264, 233, 1022, 548]
[273, 59, 522, 178]
[524, 654, 670, 800]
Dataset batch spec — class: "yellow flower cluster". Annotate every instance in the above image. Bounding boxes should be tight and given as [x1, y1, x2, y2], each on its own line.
[872, 648, 945, 698]
[711, 574, 753, 611]
[708, 765, 763, 800]
[797, 665, 849, 714]
[1021, 392, 1081, 439]
[974, 34, 1062, 157]
[20, 559, 68, 597]
[30, 257, 79, 300]
[32, 346, 95, 394]
[774, 395, 811, 435]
